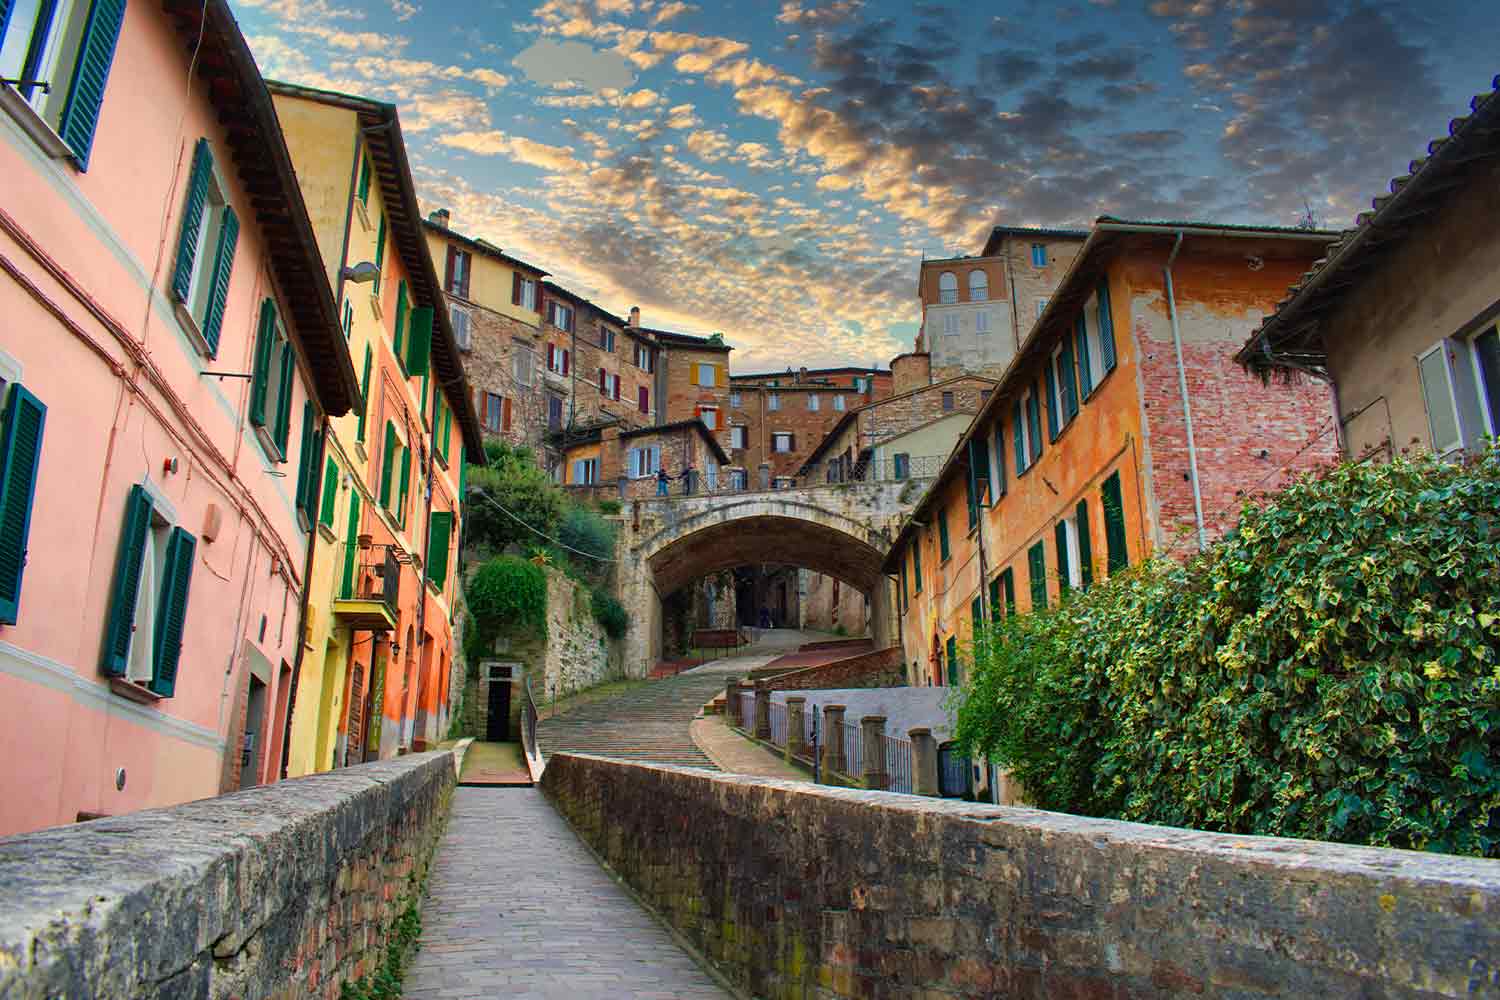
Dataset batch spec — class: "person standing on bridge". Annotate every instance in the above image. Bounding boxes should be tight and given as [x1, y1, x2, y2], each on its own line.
[656, 465, 670, 497]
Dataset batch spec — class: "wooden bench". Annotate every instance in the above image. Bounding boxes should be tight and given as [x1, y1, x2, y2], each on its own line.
[691, 628, 745, 652]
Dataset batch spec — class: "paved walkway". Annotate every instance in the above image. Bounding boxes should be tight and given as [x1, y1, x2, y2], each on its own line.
[404, 787, 730, 999]
[690, 716, 808, 780]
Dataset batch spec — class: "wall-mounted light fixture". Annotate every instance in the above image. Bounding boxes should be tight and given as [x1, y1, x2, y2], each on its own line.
[341, 261, 380, 284]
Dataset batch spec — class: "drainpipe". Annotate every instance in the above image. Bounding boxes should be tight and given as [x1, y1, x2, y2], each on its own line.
[1004, 240, 1022, 356]
[1164, 231, 1207, 552]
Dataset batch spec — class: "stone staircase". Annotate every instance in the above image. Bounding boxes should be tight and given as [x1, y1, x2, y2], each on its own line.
[536, 668, 738, 770]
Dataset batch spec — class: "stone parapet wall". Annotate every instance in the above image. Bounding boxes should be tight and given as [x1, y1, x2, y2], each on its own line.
[756, 646, 904, 691]
[0, 752, 455, 999]
[542, 754, 1500, 1000]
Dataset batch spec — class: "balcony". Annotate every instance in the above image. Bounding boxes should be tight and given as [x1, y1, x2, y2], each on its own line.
[332, 541, 402, 632]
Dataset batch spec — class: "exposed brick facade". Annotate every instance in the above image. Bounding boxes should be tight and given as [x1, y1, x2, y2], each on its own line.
[800, 376, 996, 480]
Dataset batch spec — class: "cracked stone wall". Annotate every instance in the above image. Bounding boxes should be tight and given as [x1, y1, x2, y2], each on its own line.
[0, 752, 454, 999]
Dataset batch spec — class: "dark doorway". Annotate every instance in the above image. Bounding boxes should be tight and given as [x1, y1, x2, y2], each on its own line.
[240, 676, 267, 790]
[486, 673, 511, 741]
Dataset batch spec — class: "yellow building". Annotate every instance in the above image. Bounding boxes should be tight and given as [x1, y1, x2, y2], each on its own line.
[268, 83, 484, 774]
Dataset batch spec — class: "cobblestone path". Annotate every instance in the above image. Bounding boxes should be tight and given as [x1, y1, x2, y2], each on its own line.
[402, 787, 730, 999]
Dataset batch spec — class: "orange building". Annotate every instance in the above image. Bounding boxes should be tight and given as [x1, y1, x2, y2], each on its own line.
[884, 219, 1341, 688]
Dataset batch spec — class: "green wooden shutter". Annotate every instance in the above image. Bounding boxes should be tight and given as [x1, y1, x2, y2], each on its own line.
[1102, 471, 1129, 572]
[373, 213, 386, 292]
[1001, 568, 1015, 614]
[1076, 500, 1094, 590]
[1097, 280, 1116, 373]
[1074, 314, 1093, 395]
[294, 400, 316, 521]
[397, 446, 410, 527]
[938, 509, 950, 561]
[357, 154, 372, 203]
[0, 386, 46, 625]
[56, 0, 126, 169]
[319, 458, 339, 527]
[993, 424, 1007, 497]
[438, 399, 451, 462]
[988, 576, 1000, 621]
[1027, 386, 1043, 463]
[274, 343, 295, 456]
[101, 485, 152, 676]
[1059, 336, 1079, 421]
[1028, 541, 1047, 610]
[899, 560, 907, 609]
[1054, 521, 1071, 596]
[356, 345, 372, 443]
[200, 207, 239, 357]
[1012, 401, 1025, 473]
[964, 460, 977, 530]
[379, 423, 397, 509]
[340, 490, 361, 600]
[1044, 361, 1059, 441]
[971, 595, 983, 634]
[426, 510, 452, 591]
[393, 281, 408, 361]
[149, 527, 195, 697]
[945, 636, 958, 686]
[912, 542, 921, 593]
[406, 306, 432, 375]
[249, 299, 275, 427]
[171, 139, 213, 304]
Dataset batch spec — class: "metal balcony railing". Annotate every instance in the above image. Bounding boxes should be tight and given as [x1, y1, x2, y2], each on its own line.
[338, 541, 401, 621]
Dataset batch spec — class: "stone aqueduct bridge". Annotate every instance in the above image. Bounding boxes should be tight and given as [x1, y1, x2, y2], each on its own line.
[616, 479, 921, 673]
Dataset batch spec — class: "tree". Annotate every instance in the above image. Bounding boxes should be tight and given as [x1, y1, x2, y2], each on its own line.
[463, 442, 564, 556]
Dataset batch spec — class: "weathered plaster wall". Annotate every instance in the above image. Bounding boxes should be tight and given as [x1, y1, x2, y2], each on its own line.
[0, 752, 454, 999]
[543, 754, 1500, 1000]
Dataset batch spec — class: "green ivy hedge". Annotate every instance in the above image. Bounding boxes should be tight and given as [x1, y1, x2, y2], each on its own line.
[591, 586, 628, 639]
[465, 555, 548, 663]
[954, 448, 1500, 857]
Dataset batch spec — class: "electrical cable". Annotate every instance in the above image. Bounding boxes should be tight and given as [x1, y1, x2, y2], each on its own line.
[465, 487, 618, 563]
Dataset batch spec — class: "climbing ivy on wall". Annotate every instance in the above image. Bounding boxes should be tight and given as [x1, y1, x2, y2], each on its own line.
[954, 447, 1500, 857]
[465, 555, 548, 663]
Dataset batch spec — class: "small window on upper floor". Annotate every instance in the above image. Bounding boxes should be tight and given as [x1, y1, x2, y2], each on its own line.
[729, 390, 742, 408]
[600, 327, 616, 352]
[969, 270, 988, 302]
[942, 313, 959, 336]
[170, 140, 240, 359]
[449, 304, 471, 351]
[942, 392, 954, 411]
[1031, 244, 1048, 267]
[938, 271, 958, 304]
[807, 394, 820, 411]
[1036, 296, 1050, 319]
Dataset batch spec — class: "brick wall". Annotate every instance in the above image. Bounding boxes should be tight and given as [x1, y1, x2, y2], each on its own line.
[756, 644, 903, 690]
[449, 294, 551, 455]
[543, 755, 1500, 1000]
[0, 752, 454, 998]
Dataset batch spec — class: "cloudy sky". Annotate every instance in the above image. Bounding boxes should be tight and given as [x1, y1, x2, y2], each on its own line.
[235, 0, 1494, 370]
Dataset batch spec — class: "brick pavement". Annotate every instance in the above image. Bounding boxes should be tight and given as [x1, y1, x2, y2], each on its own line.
[403, 787, 730, 1000]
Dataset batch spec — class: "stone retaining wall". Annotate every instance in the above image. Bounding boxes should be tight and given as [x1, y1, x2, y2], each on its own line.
[0, 752, 454, 999]
[542, 753, 1500, 1000]
[757, 645, 905, 691]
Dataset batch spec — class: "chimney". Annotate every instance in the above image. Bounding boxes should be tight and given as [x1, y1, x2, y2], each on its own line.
[428, 208, 450, 229]
[798, 366, 808, 384]
[628, 306, 640, 328]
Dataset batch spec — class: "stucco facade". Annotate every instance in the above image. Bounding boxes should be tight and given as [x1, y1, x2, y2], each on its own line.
[0, 2, 359, 833]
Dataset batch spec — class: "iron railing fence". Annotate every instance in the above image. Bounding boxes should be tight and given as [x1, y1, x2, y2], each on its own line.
[520, 674, 540, 770]
[881, 732, 914, 795]
[738, 692, 756, 732]
[337, 541, 402, 620]
[768, 699, 788, 747]
[823, 453, 948, 484]
[938, 743, 972, 798]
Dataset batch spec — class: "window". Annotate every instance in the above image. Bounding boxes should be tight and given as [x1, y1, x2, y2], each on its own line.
[938, 271, 958, 304]
[249, 299, 296, 461]
[730, 390, 742, 407]
[1101, 471, 1129, 572]
[1047, 337, 1079, 438]
[379, 422, 411, 527]
[730, 425, 747, 450]
[833, 395, 845, 411]
[807, 394, 820, 411]
[1036, 296, 1050, 319]
[548, 395, 563, 430]
[1027, 541, 1047, 609]
[600, 327, 616, 352]
[698, 406, 718, 430]
[893, 453, 910, 481]
[971, 594, 984, 634]
[342, 300, 353, 341]
[981, 389, 993, 402]
[169, 140, 239, 356]
[483, 392, 504, 433]
[912, 538, 922, 593]
[768, 393, 781, 411]
[571, 458, 599, 485]
[1418, 327, 1500, 453]
[426, 510, 453, 593]
[1095, 281, 1117, 374]
[599, 370, 621, 400]
[976, 311, 990, 334]
[853, 377, 867, 393]
[512, 274, 537, 311]
[1031, 244, 1047, 267]
[937, 508, 950, 561]
[546, 300, 574, 332]
[772, 432, 794, 453]
[638, 385, 650, 415]
[627, 446, 662, 478]
[513, 343, 534, 387]
[773, 476, 795, 489]
[435, 394, 452, 463]
[356, 345, 372, 443]
[989, 423, 1007, 499]
[373, 213, 386, 293]
[292, 400, 323, 530]
[1012, 386, 1043, 474]
[696, 363, 719, 387]
[1473, 326, 1500, 437]
[449, 305, 471, 351]
[942, 391, 954, 411]
[899, 558, 908, 612]
[100, 484, 195, 697]
[0, 378, 46, 625]
[634, 343, 656, 373]
[318, 457, 339, 529]
[729, 468, 748, 490]
[942, 313, 959, 336]
[546, 344, 569, 375]
[945, 635, 958, 686]
[444, 247, 471, 298]
[969, 270, 988, 302]
[357, 154, 372, 205]
[966, 436, 990, 529]
[990, 567, 1016, 619]
[1, 0, 124, 167]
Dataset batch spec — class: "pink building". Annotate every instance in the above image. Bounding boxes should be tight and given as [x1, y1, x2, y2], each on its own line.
[0, 0, 359, 834]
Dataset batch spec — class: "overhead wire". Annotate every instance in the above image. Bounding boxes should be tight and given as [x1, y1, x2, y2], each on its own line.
[465, 487, 618, 563]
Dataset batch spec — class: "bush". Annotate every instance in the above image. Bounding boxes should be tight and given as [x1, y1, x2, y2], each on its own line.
[464, 444, 564, 556]
[954, 448, 1500, 857]
[465, 556, 548, 659]
[591, 586, 628, 639]
[558, 506, 616, 584]
[597, 499, 622, 515]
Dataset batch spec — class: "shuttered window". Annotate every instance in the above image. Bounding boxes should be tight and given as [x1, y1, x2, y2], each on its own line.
[1043, 358, 1060, 441]
[1012, 401, 1026, 475]
[319, 458, 339, 528]
[356, 345, 372, 443]
[945, 636, 959, 686]
[340, 490, 362, 600]
[1076, 500, 1093, 590]
[1102, 471, 1129, 572]
[971, 595, 984, 635]
[938, 508, 950, 562]
[249, 299, 295, 459]
[1057, 337, 1079, 423]
[357, 154, 372, 204]
[1054, 521, 1071, 597]
[54, 0, 127, 169]
[393, 280, 409, 363]
[1025, 384, 1043, 465]
[149, 527, 195, 698]
[991, 423, 1007, 498]
[0, 385, 46, 625]
[406, 306, 432, 376]
[293, 400, 322, 528]
[998, 567, 1015, 616]
[99, 485, 194, 697]
[397, 439, 411, 529]
[912, 537, 922, 593]
[967, 437, 989, 528]
[373, 213, 387, 293]
[1074, 314, 1094, 396]
[1097, 280, 1117, 373]
[380, 423, 399, 511]
[169, 139, 239, 358]
[1027, 541, 1047, 610]
[426, 510, 453, 591]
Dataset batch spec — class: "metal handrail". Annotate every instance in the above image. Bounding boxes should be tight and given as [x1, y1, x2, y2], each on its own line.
[337, 541, 401, 619]
[520, 673, 542, 775]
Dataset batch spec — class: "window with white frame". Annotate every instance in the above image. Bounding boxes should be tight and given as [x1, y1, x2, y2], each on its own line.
[969, 270, 989, 301]
[517, 277, 537, 311]
[600, 327, 616, 352]
[938, 271, 958, 304]
[1059, 515, 1083, 591]
[513, 343, 533, 386]
[1031, 243, 1048, 267]
[729, 390, 742, 407]
[100, 484, 196, 698]
[634, 343, 656, 372]
[833, 395, 845, 411]
[729, 468, 748, 490]
[696, 363, 717, 387]
[976, 311, 990, 334]
[772, 432, 794, 453]
[773, 476, 795, 489]
[449, 304, 471, 351]
[173, 147, 236, 351]
[699, 406, 718, 430]
[730, 424, 747, 449]
[1418, 327, 1500, 454]
[627, 446, 662, 478]
[1036, 296, 1050, 319]
[0, 0, 99, 136]
[768, 392, 781, 411]
[807, 394, 820, 411]
[942, 313, 959, 336]
[570, 458, 599, 485]
[547, 300, 574, 332]
[483, 392, 504, 432]
[1076, 294, 1104, 395]
[546, 344, 567, 375]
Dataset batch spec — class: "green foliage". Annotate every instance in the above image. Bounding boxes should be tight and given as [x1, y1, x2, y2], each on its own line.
[597, 499, 622, 515]
[954, 449, 1500, 857]
[464, 442, 564, 556]
[834, 624, 848, 637]
[559, 506, 616, 585]
[466, 556, 548, 656]
[340, 880, 424, 1000]
[591, 586, 628, 639]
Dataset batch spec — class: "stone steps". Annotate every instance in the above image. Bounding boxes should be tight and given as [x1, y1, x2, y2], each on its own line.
[537, 669, 737, 771]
